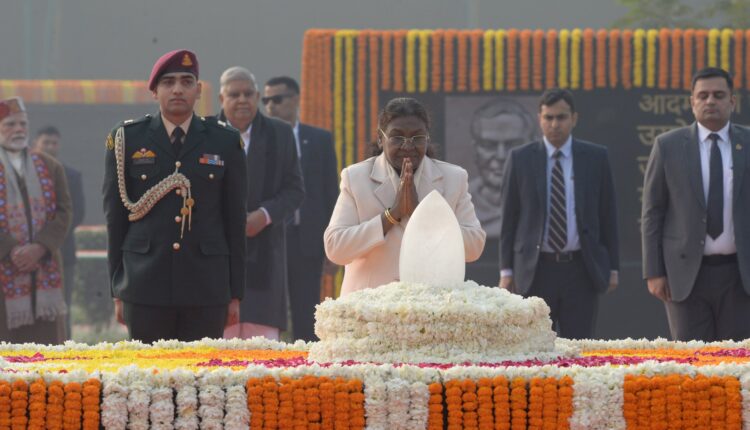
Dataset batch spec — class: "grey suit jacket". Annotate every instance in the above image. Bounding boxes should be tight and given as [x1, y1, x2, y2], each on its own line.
[641, 122, 750, 301]
[499, 139, 619, 294]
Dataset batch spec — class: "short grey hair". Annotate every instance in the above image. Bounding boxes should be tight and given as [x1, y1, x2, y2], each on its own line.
[219, 66, 258, 91]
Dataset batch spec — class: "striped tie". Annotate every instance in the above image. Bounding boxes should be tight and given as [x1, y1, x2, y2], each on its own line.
[548, 150, 567, 252]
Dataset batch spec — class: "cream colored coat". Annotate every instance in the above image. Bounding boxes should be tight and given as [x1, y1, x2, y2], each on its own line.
[324, 154, 486, 295]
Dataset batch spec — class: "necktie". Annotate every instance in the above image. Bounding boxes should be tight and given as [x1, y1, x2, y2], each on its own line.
[171, 127, 185, 155]
[548, 150, 567, 252]
[707, 133, 724, 239]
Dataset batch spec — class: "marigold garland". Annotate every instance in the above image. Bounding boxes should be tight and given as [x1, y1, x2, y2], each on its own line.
[62, 381, 82, 430]
[528, 378, 544, 430]
[262, 376, 280, 429]
[27, 379, 45, 430]
[493, 376, 510, 430]
[483, 30, 495, 91]
[510, 377, 527, 430]
[659, 28, 670, 89]
[671, 29, 682, 89]
[608, 30, 619, 88]
[734, 29, 744, 89]
[446, 380, 462, 430]
[519, 29, 532, 90]
[696, 29, 707, 70]
[477, 378, 494, 429]
[333, 31, 344, 174]
[461, 379, 478, 429]
[247, 377, 264, 429]
[11, 379, 28, 430]
[532, 30, 544, 90]
[344, 32, 356, 168]
[683, 29, 695, 90]
[300, 30, 314, 124]
[322, 31, 334, 132]
[0, 380, 10, 429]
[506, 29, 518, 91]
[745, 30, 750, 90]
[278, 377, 294, 429]
[558, 29, 570, 88]
[368, 31, 380, 145]
[319, 378, 335, 430]
[542, 377, 558, 430]
[81, 379, 100, 430]
[557, 376, 573, 429]
[406, 30, 418, 93]
[443, 29, 456, 92]
[380, 31, 392, 91]
[419, 30, 432, 93]
[304, 376, 321, 428]
[457, 31, 469, 92]
[582, 28, 594, 90]
[45, 380, 64, 430]
[393, 30, 406, 92]
[622, 30, 633, 89]
[470, 30, 483, 92]
[708, 28, 720, 67]
[570, 29, 582, 89]
[646, 29, 658, 88]
[495, 30, 506, 90]
[596, 29, 607, 88]
[356, 31, 367, 162]
[546, 30, 557, 89]
[431, 30, 443, 92]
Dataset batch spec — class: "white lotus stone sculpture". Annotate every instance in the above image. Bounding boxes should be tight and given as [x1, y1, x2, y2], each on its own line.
[399, 190, 465, 286]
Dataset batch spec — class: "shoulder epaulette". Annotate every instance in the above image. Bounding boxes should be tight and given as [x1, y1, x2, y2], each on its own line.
[122, 114, 152, 127]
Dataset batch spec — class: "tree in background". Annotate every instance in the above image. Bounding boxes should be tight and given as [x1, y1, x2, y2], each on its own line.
[614, 0, 750, 28]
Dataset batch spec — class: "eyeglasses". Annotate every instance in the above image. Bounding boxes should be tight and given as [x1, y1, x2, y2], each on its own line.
[378, 129, 430, 148]
[261, 93, 295, 105]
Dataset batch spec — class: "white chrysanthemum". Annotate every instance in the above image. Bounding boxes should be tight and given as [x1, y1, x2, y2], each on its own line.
[309, 280, 558, 363]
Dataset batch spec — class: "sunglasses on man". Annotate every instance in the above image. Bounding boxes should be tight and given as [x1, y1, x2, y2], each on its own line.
[261, 93, 295, 105]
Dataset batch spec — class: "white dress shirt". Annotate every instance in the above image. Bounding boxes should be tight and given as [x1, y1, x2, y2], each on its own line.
[696, 121, 736, 255]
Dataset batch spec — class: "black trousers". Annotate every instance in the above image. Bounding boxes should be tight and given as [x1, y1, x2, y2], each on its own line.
[122, 302, 227, 343]
[665, 259, 750, 342]
[525, 255, 599, 339]
[286, 226, 324, 342]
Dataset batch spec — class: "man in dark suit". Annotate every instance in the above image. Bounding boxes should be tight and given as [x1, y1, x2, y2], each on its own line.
[642, 67, 750, 341]
[33, 125, 86, 339]
[263, 76, 338, 342]
[103, 50, 247, 343]
[498, 88, 619, 339]
[217, 67, 304, 341]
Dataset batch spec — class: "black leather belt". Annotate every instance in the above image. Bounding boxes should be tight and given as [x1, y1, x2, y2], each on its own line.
[539, 250, 582, 263]
[702, 253, 737, 266]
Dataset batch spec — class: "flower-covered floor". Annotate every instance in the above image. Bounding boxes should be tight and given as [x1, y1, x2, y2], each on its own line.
[1, 337, 749, 429]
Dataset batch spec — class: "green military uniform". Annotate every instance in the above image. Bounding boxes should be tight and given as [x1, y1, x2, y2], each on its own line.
[102, 113, 247, 342]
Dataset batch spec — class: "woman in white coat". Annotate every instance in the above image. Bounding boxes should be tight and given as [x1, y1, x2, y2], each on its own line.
[324, 97, 486, 295]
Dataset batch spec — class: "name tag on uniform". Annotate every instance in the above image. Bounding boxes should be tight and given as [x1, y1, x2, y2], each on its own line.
[132, 148, 156, 165]
[199, 153, 225, 166]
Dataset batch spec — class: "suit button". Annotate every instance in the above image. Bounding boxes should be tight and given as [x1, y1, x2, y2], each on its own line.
[700, 240, 705, 245]
[175, 161, 182, 168]
[175, 216, 182, 223]
[176, 189, 182, 196]
[536, 245, 541, 250]
[140, 174, 147, 180]
[173, 242, 180, 250]
[209, 173, 215, 179]
[702, 217, 707, 223]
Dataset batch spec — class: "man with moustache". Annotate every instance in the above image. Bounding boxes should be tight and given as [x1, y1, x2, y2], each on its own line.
[0, 97, 72, 343]
[217, 67, 304, 340]
[499, 88, 619, 339]
[263, 76, 338, 342]
[469, 98, 538, 237]
[642, 67, 750, 341]
[103, 50, 247, 342]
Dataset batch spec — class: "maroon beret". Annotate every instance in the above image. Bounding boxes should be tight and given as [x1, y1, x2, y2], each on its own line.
[148, 49, 199, 91]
